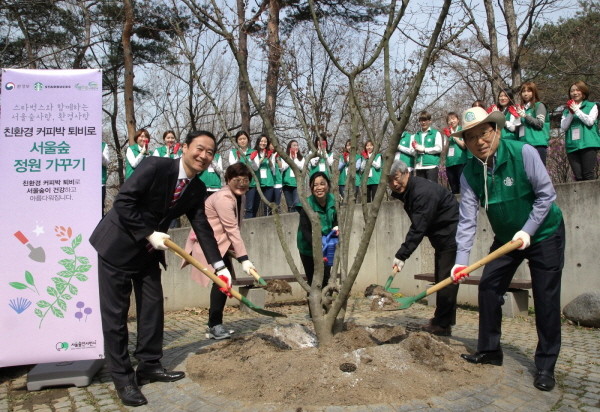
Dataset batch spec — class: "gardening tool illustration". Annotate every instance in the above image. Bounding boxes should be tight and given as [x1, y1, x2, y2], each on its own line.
[391, 239, 523, 310]
[165, 239, 286, 318]
[14, 231, 46, 262]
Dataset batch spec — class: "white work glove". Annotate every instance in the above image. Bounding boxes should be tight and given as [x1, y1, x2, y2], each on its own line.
[332, 226, 339, 235]
[517, 107, 527, 118]
[414, 144, 425, 153]
[241, 260, 255, 276]
[392, 258, 404, 272]
[569, 101, 581, 113]
[512, 230, 531, 250]
[145, 231, 170, 250]
[215, 266, 233, 297]
[451, 264, 469, 284]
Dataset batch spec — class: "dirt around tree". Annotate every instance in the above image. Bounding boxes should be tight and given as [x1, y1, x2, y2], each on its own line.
[187, 323, 499, 407]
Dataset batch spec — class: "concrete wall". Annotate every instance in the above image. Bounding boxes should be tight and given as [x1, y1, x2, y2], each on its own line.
[161, 180, 600, 312]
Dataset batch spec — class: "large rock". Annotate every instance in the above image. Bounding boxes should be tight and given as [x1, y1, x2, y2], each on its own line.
[563, 292, 600, 328]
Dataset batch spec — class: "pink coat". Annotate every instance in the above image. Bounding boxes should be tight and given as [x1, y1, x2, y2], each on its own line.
[182, 185, 247, 287]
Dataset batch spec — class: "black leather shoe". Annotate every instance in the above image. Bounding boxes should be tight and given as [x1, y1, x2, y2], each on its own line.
[420, 322, 452, 336]
[534, 370, 555, 391]
[136, 368, 185, 385]
[461, 350, 503, 366]
[116, 384, 147, 407]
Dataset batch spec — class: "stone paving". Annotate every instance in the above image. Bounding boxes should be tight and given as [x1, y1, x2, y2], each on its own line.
[1, 298, 599, 411]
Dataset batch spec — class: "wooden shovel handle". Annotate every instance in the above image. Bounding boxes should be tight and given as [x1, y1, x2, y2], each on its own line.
[426, 239, 523, 296]
[165, 239, 243, 301]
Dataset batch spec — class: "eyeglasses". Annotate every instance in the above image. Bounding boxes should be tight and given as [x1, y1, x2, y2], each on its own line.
[465, 127, 496, 142]
[230, 177, 250, 185]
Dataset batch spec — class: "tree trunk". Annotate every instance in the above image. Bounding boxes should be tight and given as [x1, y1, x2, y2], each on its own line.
[237, 0, 251, 132]
[122, 0, 136, 145]
[483, 1, 503, 98]
[503, 0, 521, 89]
[263, 0, 281, 133]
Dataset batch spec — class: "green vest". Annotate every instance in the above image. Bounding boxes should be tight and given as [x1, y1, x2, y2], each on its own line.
[462, 140, 562, 245]
[273, 156, 282, 186]
[366, 153, 382, 185]
[125, 144, 147, 179]
[282, 161, 298, 187]
[521, 102, 550, 147]
[102, 142, 108, 185]
[309, 153, 332, 178]
[414, 129, 440, 167]
[198, 153, 222, 189]
[563, 100, 600, 153]
[154, 145, 181, 159]
[501, 110, 518, 141]
[398, 132, 415, 168]
[445, 127, 467, 167]
[255, 152, 275, 187]
[296, 193, 337, 256]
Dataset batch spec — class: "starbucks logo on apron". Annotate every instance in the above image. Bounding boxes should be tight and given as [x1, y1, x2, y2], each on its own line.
[503, 177, 514, 187]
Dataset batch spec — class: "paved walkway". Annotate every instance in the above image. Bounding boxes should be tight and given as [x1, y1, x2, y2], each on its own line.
[2, 298, 599, 412]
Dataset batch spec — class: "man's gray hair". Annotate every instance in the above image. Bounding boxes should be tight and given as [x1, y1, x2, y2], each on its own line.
[390, 160, 409, 176]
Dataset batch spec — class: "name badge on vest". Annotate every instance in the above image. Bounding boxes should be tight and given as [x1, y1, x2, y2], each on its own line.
[260, 168, 267, 179]
[572, 128, 581, 141]
[319, 163, 325, 172]
[448, 147, 455, 157]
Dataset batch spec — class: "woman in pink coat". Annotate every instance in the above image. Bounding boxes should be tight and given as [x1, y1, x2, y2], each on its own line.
[182, 163, 256, 339]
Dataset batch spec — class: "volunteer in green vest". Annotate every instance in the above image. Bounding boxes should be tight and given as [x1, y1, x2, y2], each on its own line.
[451, 107, 565, 393]
[412, 111, 442, 183]
[560, 81, 600, 181]
[152, 130, 182, 159]
[125, 129, 150, 179]
[199, 152, 223, 197]
[249, 134, 276, 217]
[308, 134, 334, 178]
[228, 131, 255, 218]
[281, 140, 305, 212]
[358, 139, 382, 202]
[490, 89, 521, 141]
[339, 139, 362, 202]
[394, 131, 415, 173]
[269, 142, 283, 213]
[516, 81, 550, 165]
[102, 141, 110, 214]
[296, 171, 337, 289]
[442, 112, 466, 194]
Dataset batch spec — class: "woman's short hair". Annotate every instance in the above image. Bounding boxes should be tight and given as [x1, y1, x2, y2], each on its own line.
[569, 81, 590, 101]
[309, 171, 331, 190]
[224, 163, 252, 183]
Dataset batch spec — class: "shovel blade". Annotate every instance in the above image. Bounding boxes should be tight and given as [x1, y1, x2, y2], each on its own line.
[28, 244, 45, 263]
[394, 291, 427, 309]
[239, 296, 286, 317]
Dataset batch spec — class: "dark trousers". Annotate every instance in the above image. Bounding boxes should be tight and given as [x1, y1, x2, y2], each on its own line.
[366, 184, 377, 202]
[445, 164, 464, 194]
[416, 167, 439, 183]
[208, 255, 234, 327]
[98, 255, 164, 388]
[250, 186, 275, 217]
[477, 221, 565, 372]
[282, 186, 299, 212]
[567, 148, 598, 181]
[534, 146, 547, 166]
[102, 185, 106, 216]
[432, 247, 459, 328]
[300, 253, 331, 288]
[245, 187, 257, 218]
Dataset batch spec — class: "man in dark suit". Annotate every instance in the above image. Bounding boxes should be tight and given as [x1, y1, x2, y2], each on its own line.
[90, 130, 230, 407]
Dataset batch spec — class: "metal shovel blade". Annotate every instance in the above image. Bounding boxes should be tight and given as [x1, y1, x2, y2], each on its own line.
[27, 244, 46, 263]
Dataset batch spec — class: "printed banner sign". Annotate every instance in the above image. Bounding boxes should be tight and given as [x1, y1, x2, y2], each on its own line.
[0, 69, 104, 366]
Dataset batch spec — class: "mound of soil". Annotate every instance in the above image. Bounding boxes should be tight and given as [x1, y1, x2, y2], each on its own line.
[187, 323, 499, 407]
[265, 279, 292, 295]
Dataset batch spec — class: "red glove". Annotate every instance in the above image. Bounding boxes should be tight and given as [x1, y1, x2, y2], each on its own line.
[172, 143, 181, 154]
[250, 150, 259, 160]
[218, 274, 233, 298]
[451, 265, 469, 284]
[411, 140, 417, 148]
[343, 152, 349, 163]
[486, 104, 497, 114]
[443, 128, 451, 137]
[266, 150, 273, 158]
[566, 99, 575, 114]
[508, 105, 520, 118]
[361, 150, 369, 159]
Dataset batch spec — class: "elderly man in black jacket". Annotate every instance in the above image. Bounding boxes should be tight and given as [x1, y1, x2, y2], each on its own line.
[388, 160, 460, 336]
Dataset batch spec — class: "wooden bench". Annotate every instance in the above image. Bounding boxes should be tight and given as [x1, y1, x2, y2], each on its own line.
[233, 274, 306, 287]
[414, 273, 532, 317]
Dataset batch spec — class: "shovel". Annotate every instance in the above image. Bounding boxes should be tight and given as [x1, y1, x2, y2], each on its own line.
[165, 240, 286, 318]
[393, 239, 523, 310]
[249, 268, 268, 287]
[383, 267, 400, 294]
[14, 231, 45, 263]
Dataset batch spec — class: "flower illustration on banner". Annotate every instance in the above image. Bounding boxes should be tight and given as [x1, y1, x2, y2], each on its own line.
[55, 226, 73, 241]
[9, 297, 32, 314]
[75, 301, 93, 322]
[34, 228, 91, 328]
